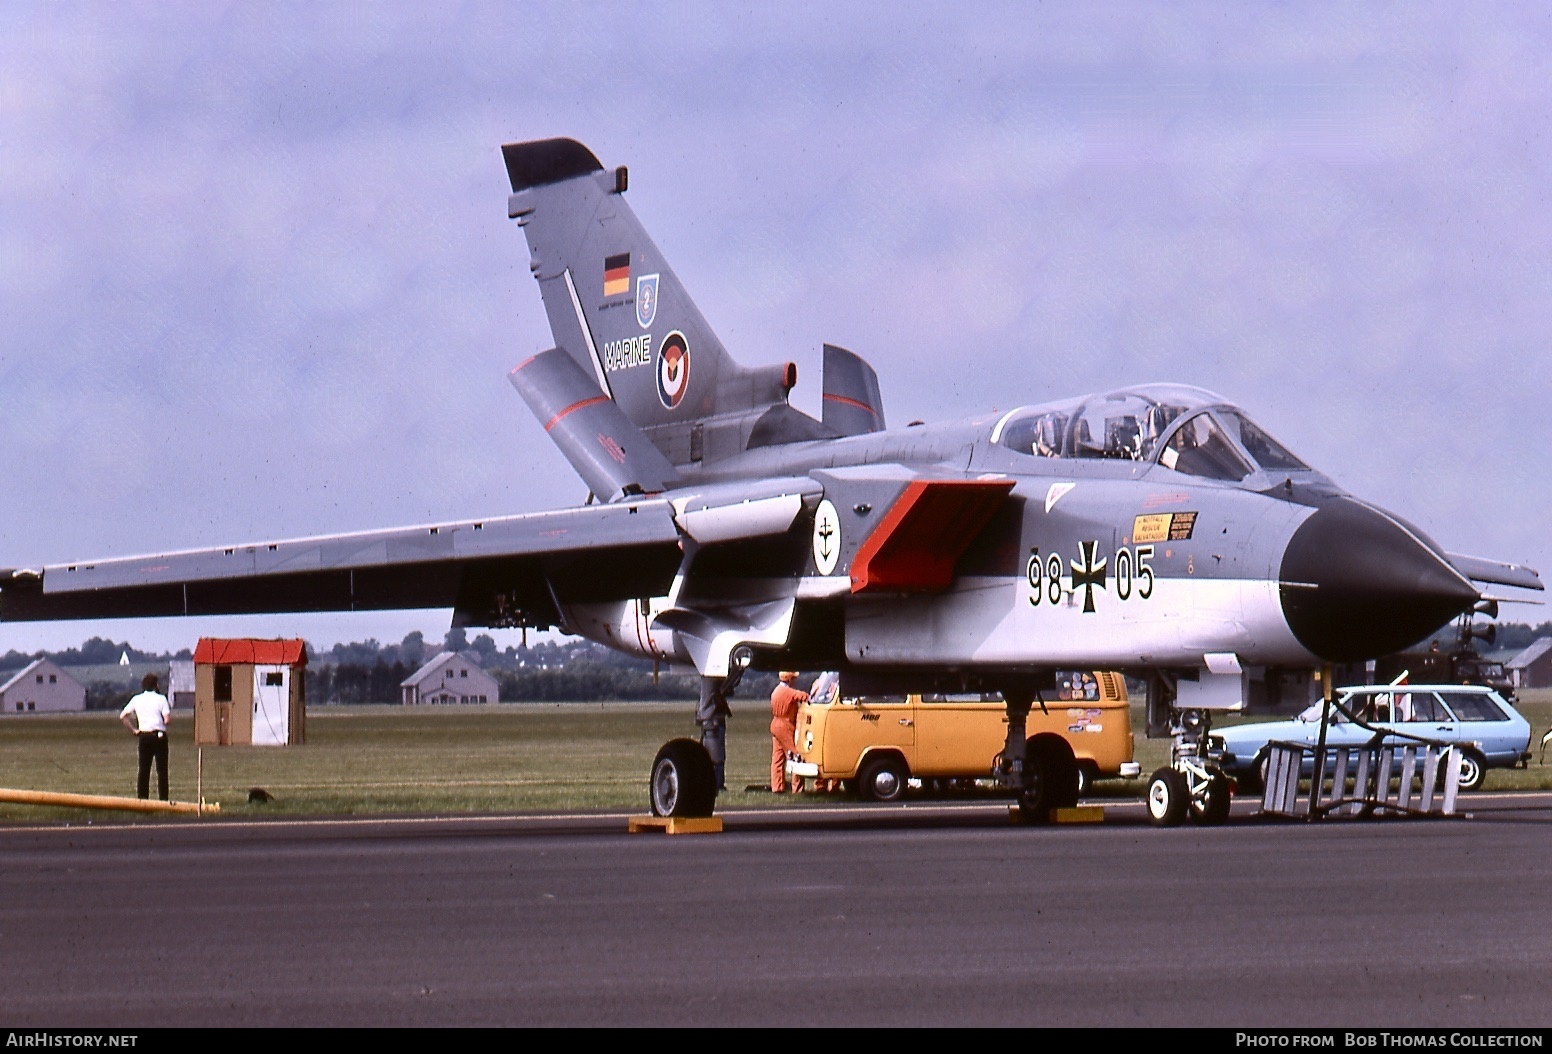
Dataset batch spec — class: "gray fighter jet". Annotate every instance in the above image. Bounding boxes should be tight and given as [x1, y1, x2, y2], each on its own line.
[2, 138, 1541, 824]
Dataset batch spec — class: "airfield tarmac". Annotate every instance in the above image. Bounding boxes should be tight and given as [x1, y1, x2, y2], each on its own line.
[2, 791, 1550, 1029]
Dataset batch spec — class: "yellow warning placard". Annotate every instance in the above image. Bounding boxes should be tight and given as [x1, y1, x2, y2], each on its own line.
[1133, 513, 1173, 543]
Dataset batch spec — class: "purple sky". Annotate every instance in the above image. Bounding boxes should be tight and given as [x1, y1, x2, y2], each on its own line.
[2, 3, 1548, 653]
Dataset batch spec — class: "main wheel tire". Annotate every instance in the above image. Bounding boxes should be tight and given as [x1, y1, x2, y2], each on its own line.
[857, 755, 908, 802]
[1456, 748, 1487, 792]
[1189, 772, 1232, 825]
[649, 738, 717, 818]
[1018, 735, 1080, 821]
[1146, 767, 1189, 827]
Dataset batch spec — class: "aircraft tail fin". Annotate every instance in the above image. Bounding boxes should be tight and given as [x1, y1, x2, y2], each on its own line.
[510, 348, 680, 502]
[504, 138, 831, 470]
[821, 344, 886, 436]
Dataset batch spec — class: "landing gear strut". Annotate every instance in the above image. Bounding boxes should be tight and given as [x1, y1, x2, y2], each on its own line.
[649, 658, 753, 819]
[1146, 699, 1233, 827]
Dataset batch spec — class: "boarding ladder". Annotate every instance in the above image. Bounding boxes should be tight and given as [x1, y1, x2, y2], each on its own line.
[1260, 713, 1462, 821]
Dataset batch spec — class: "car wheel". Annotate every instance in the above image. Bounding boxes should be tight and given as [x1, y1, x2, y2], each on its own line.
[649, 738, 716, 818]
[1455, 748, 1487, 792]
[1075, 762, 1097, 798]
[1146, 767, 1189, 827]
[1249, 753, 1271, 795]
[858, 755, 908, 802]
[1189, 772, 1232, 825]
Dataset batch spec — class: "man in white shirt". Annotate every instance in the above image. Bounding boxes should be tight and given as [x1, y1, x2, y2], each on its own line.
[119, 673, 172, 801]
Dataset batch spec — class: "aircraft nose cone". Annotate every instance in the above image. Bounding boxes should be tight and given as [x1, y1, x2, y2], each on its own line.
[1279, 498, 1480, 663]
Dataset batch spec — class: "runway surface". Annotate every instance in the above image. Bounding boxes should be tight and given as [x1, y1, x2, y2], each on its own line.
[2, 792, 1550, 1028]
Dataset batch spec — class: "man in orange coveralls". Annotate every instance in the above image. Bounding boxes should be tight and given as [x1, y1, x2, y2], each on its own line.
[770, 671, 808, 793]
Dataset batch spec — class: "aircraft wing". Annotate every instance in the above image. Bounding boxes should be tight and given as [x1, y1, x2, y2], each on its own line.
[0, 501, 686, 630]
[0, 474, 829, 634]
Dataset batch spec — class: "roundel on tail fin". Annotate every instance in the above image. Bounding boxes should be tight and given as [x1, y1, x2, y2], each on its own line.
[657, 331, 690, 409]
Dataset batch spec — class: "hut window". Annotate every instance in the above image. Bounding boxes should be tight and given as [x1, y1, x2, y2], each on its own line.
[265, 672, 284, 686]
[214, 666, 233, 702]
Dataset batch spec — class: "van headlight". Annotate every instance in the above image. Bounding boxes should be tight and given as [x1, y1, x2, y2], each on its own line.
[803, 730, 813, 752]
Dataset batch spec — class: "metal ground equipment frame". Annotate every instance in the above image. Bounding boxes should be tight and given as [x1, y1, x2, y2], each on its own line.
[1259, 697, 1462, 821]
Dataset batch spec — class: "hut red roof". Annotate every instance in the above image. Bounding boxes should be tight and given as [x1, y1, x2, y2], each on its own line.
[192, 638, 308, 667]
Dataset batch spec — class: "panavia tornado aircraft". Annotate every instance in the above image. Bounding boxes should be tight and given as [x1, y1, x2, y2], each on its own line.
[2, 138, 1542, 824]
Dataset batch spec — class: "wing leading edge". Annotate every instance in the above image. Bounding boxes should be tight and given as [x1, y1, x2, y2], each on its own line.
[0, 501, 684, 629]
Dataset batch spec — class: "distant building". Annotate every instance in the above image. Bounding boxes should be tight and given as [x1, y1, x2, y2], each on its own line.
[401, 651, 499, 705]
[168, 660, 196, 710]
[0, 658, 86, 714]
[1507, 637, 1552, 690]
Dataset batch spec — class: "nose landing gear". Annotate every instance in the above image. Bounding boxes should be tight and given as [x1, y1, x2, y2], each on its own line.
[1146, 706, 1233, 827]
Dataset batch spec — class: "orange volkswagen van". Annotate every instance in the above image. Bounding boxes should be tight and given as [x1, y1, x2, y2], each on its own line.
[788, 670, 1139, 802]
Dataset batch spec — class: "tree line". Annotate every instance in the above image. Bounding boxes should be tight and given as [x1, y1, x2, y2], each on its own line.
[11, 618, 1551, 709]
[3, 629, 781, 706]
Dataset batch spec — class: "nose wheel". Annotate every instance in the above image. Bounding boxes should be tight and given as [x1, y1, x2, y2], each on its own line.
[1145, 767, 1188, 825]
[1146, 706, 1234, 827]
[1146, 759, 1232, 827]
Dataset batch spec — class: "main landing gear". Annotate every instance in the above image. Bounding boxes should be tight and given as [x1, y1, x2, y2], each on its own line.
[1145, 706, 1233, 828]
[649, 739, 717, 818]
[648, 667, 746, 819]
[995, 690, 1083, 822]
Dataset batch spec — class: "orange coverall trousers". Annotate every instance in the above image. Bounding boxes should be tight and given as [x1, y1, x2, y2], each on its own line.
[770, 681, 808, 792]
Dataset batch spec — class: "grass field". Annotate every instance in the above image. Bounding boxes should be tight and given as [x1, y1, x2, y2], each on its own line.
[3, 690, 1549, 823]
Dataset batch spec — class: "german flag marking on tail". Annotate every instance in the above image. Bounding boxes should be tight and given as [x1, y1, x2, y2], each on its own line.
[604, 253, 630, 297]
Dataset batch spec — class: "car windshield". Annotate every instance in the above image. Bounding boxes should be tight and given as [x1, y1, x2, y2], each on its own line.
[1297, 702, 1355, 723]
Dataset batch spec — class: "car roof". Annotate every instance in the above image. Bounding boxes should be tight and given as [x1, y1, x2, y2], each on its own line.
[1336, 683, 1498, 692]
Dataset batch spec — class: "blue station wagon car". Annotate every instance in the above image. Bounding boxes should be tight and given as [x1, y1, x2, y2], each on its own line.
[1209, 684, 1532, 793]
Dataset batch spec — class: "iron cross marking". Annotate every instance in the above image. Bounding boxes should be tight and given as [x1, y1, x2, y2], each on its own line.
[1069, 540, 1108, 613]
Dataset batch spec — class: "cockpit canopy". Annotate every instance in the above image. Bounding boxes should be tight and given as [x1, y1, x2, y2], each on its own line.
[992, 384, 1312, 483]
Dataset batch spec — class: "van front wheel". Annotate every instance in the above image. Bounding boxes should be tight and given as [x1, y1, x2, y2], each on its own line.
[857, 756, 908, 802]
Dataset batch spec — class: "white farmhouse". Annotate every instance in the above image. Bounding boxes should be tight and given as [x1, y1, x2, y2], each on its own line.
[0, 658, 86, 714]
[400, 651, 500, 705]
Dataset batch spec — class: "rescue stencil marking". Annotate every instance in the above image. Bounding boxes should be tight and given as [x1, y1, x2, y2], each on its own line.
[813, 499, 841, 575]
[1133, 511, 1198, 543]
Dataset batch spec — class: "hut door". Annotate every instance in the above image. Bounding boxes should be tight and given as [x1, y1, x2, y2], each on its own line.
[251, 666, 290, 746]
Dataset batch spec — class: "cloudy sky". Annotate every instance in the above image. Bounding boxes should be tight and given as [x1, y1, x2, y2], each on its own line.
[1, 3, 1548, 654]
